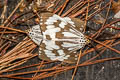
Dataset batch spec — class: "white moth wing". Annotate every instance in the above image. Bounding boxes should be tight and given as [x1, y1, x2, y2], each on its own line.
[37, 12, 87, 63]
[28, 25, 43, 45]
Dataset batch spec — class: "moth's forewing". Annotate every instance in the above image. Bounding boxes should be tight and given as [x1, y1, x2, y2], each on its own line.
[38, 12, 87, 63]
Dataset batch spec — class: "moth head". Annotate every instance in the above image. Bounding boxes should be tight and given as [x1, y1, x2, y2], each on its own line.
[86, 38, 90, 45]
[78, 36, 90, 49]
[83, 35, 91, 45]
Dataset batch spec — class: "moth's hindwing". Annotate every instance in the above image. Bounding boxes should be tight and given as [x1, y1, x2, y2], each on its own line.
[28, 25, 42, 45]
[28, 12, 88, 63]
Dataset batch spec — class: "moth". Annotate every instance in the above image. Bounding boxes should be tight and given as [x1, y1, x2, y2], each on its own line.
[27, 12, 89, 63]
